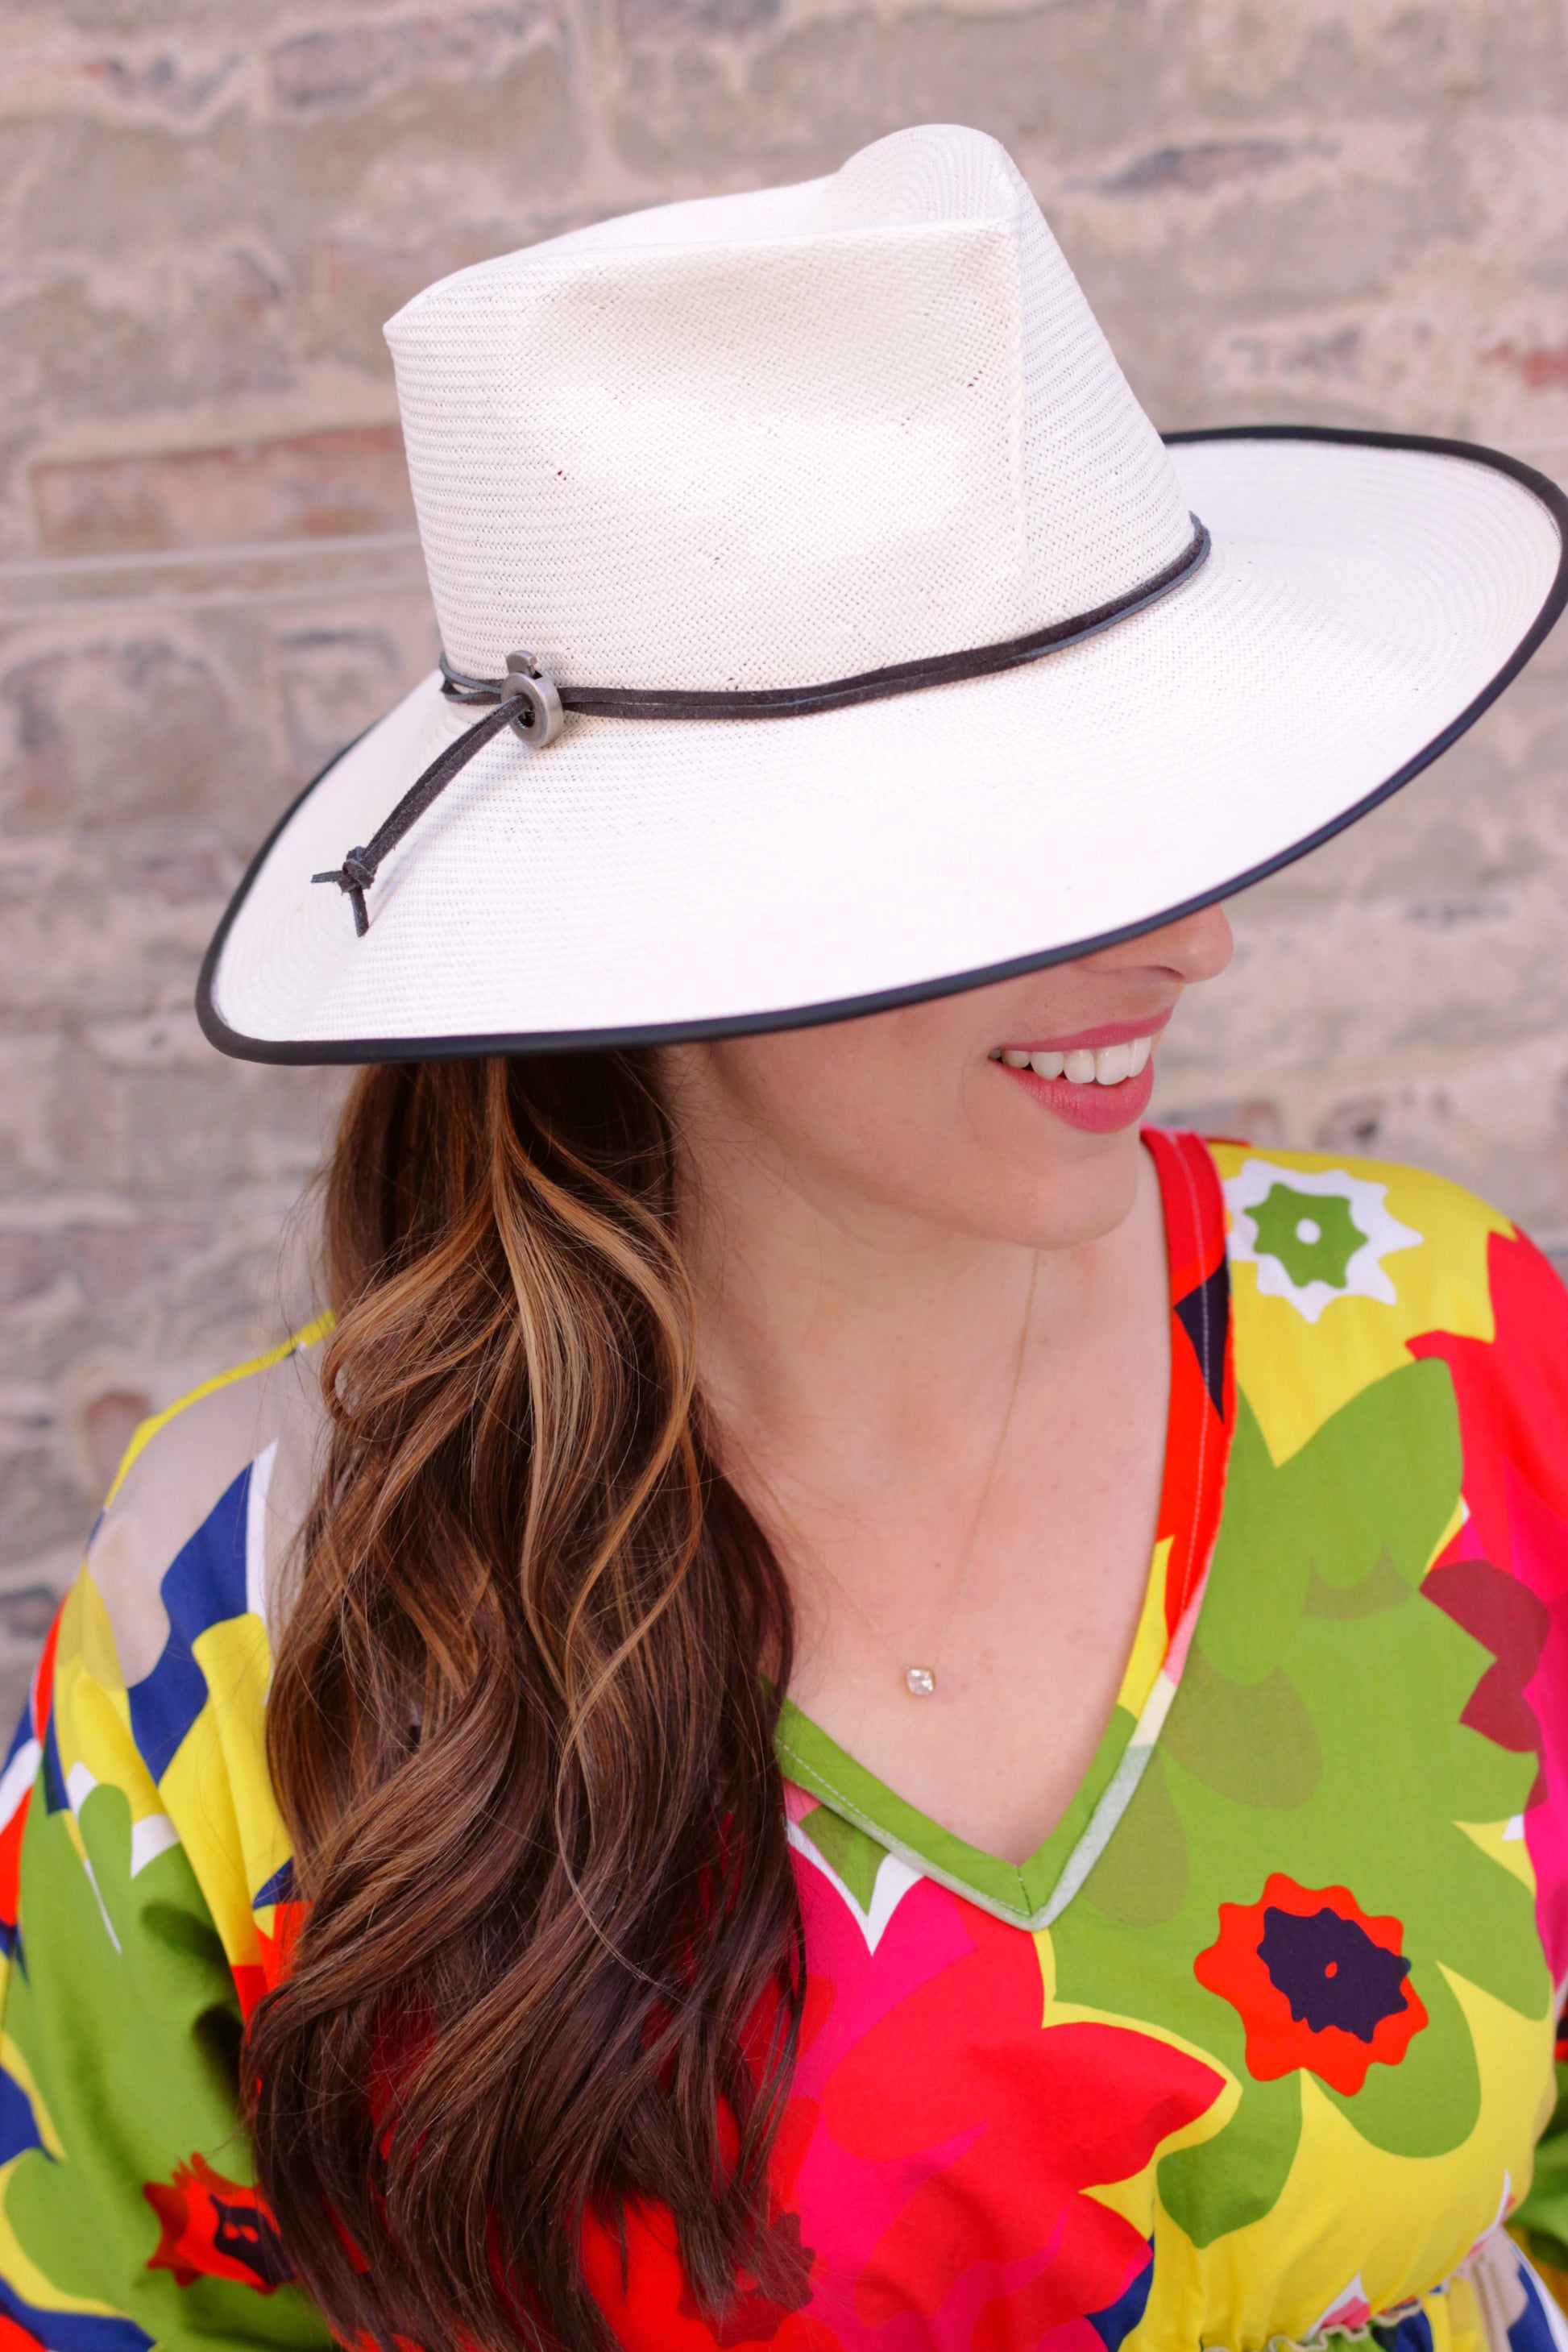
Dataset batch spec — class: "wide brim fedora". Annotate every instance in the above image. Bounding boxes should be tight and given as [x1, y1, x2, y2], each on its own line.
[199, 135, 1568, 1065]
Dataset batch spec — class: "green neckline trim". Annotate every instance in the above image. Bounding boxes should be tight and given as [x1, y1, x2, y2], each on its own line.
[775, 1694, 1134, 1929]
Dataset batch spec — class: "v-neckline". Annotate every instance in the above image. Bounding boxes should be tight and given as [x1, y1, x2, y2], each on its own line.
[774, 1127, 1234, 1931]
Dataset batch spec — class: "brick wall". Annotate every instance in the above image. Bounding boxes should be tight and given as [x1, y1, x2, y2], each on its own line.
[4, 0, 1567, 1724]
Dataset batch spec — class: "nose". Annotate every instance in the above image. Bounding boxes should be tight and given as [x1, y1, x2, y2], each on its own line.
[1083, 902, 1234, 986]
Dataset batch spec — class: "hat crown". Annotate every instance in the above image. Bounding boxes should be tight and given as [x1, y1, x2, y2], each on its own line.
[384, 124, 1192, 691]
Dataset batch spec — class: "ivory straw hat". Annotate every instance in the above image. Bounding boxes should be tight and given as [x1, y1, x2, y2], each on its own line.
[200, 123, 1568, 1064]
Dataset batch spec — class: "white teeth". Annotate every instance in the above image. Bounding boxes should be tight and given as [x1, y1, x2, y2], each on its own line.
[998, 1035, 1155, 1085]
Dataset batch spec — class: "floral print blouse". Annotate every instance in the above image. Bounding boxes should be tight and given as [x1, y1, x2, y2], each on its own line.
[3, 1130, 1568, 2352]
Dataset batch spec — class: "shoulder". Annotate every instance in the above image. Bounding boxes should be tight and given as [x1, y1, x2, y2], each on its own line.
[1205, 1138, 1523, 1331]
[84, 1313, 332, 1683]
[0, 1323, 329, 1990]
[1201, 1135, 1566, 1473]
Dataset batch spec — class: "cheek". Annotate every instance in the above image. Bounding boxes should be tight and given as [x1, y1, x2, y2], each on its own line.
[782, 1051, 949, 1173]
[724, 1026, 960, 1183]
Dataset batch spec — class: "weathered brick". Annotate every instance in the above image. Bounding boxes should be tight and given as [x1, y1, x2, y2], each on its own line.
[32, 425, 413, 556]
[0, 637, 239, 828]
[620, 0, 780, 47]
[277, 624, 402, 779]
[0, 1447, 95, 1571]
[125, 847, 228, 906]
[0, 1035, 62, 1188]
[615, 0, 1204, 178]
[270, 9, 552, 110]
[0, 1585, 60, 1642]
[80, 48, 244, 119]
[313, 226, 511, 353]
[119, 1061, 334, 1194]
[1483, 339, 1568, 393]
[0, 1387, 54, 1466]
[1086, 139, 1334, 197]
[0, 1215, 212, 1313]
[0, 1666, 34, 1747]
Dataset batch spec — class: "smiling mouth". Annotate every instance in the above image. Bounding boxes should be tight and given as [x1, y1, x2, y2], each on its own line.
[989, 1037, 1155, 1088]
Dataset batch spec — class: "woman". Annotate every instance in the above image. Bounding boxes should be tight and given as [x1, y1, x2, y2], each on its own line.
[3, 122, 1568, 2352]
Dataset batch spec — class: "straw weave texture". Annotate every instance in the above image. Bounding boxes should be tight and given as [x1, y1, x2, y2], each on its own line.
[384, 126, 1193, 691]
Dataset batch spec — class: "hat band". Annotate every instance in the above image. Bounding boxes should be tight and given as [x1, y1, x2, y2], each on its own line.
[313, 513, 1210, 936]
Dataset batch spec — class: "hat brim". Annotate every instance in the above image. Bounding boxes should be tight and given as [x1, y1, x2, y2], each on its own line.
[199, 428, 1568, 1064]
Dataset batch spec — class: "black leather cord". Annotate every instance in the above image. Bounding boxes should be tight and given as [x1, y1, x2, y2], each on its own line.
[313, 697, 521, 935]
[313, 514, 1210, 935]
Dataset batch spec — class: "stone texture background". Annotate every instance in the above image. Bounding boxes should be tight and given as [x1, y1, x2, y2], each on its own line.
[3, 0, 1567, 1722]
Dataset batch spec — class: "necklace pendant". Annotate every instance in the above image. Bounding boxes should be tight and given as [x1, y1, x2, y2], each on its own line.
[904, 1665, 936, 1699]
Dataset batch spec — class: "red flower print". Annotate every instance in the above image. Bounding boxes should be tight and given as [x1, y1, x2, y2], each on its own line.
[1195, 1873, 1428, 2097]
[583, 2196, 840, 2352]
[1409, 1230, 1568, 1574]
[819, 1906, 1225, 2348]
[234, 1858, 308, 2021]
[1411, 1232, 1568, 1978]
[144, 2153, 292, 2291]
[1423, 1557, 1550, 1801]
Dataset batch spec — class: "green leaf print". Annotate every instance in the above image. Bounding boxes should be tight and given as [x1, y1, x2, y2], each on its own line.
[1161, 1645, 1322, 1811]
[1198, 1359, 1464, 1686]
[798, 1801, 893, 1913]
[1515, 2060, 1568, 2272]
[1070, 1358, 1548, 2251]
[1072, 1748, 1189, 1929]
[5, 1777, 330, 2352]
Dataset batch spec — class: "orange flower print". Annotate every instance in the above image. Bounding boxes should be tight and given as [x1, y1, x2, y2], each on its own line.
[143, 2153, 292, 2292]
[1195, 1873, 1428, 2097]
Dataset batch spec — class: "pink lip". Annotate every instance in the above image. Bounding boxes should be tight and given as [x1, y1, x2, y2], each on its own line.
[998, 1059, 1157, 1133]
[993, 1009, 1173, 1055]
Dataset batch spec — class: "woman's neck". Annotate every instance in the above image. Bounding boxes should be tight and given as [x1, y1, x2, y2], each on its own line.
[659, 1043, 1174, 1860]
[678, 1090, 1145, 1529]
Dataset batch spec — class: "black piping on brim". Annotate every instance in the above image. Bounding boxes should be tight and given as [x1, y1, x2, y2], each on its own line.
[197, 425, 1568, 1068]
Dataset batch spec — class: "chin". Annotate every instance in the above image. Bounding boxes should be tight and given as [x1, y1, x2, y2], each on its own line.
[958, 1122, 1148, 1252]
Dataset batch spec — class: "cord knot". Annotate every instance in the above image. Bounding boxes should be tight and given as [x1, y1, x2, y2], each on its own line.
[312, 847, 375, 935]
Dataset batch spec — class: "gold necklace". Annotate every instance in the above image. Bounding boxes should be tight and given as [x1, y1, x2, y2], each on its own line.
[811, 1252, 1039, 1700]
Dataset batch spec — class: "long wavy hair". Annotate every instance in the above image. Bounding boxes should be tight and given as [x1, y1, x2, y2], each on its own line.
[244, 1052, 804, 2352]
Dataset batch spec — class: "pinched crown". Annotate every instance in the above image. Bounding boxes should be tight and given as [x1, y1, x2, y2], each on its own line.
[384, 123, 1191, 694]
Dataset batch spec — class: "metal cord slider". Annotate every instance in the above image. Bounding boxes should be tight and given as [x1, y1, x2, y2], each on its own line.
[497, 649, 565, 746]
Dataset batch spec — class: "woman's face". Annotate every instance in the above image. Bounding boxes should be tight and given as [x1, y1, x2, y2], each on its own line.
[663, 906, 1234, 1254]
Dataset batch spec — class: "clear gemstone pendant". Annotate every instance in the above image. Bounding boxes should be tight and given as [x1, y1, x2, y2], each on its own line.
[904, 1665, 936, 1698]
